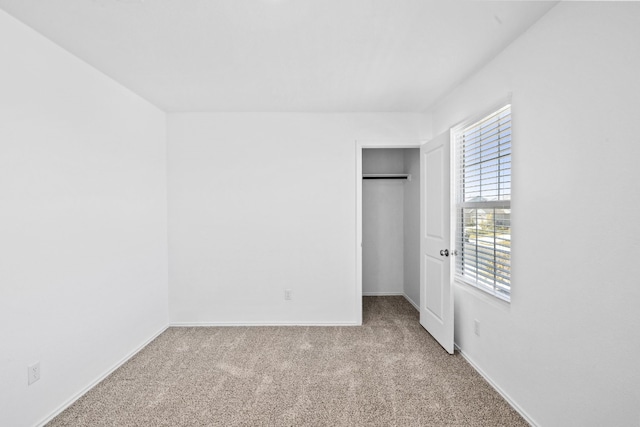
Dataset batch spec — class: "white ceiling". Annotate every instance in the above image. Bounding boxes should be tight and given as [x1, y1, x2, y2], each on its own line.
[0, 0, 557, 112]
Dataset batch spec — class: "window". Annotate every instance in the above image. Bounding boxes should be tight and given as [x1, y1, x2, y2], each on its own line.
[454, 105, 511, 301]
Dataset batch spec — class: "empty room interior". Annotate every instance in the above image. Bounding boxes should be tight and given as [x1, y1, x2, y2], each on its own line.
[1, 1, 639, 426]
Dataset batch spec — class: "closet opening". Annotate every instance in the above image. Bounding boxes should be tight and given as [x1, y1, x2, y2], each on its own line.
[356, 146, 421, 323]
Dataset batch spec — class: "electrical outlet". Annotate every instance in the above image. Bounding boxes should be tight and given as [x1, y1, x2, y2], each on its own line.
[28, 362, 40, 385]
[474, 319, 480, 336]
[284, 289, 292, 301]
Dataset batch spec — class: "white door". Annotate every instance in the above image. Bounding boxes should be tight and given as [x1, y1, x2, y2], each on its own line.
[420, 131, 454, 354]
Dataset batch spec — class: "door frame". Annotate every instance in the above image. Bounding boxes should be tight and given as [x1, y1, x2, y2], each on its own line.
[355, 139, 423, 325]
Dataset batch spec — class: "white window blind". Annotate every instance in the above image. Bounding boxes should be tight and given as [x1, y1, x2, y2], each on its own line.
[455, 105, 511, 301]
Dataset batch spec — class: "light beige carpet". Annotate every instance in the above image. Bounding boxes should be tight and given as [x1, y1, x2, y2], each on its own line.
[48, 297, 527, 426]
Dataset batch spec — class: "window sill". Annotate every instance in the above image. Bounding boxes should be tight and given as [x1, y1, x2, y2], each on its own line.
[454, 277, 511, 308]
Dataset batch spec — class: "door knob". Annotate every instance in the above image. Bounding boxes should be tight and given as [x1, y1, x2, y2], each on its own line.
[440, 249, 449, 257]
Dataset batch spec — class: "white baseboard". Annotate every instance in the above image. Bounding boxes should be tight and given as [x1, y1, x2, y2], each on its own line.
[362, 291, 403, 296]
[170, 321, 359, 327]
[454, 344, 538, 427]
[402, 294, 420, 311]
[36, 325, 168, 427]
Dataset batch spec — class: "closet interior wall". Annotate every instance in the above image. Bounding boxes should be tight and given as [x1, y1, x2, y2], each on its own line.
[362, 148, 420, 308]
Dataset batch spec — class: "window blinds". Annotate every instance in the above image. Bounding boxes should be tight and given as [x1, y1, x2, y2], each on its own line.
[455, 105, 511, 301]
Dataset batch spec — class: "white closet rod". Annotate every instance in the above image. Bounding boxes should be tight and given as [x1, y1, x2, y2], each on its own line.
[362, 174, 411, 181]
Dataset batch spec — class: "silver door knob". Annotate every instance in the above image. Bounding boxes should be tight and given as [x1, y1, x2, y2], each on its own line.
[440, 249, 449, 257]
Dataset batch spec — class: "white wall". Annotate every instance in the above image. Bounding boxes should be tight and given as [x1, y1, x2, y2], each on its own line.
[428, 3, 640, 426]
[168, 113, 422, 324]
[402, 148, 420, 307]
[0, 11, 168, 427]
[362, 149, 405, 295]
[362, 148, 405, 175]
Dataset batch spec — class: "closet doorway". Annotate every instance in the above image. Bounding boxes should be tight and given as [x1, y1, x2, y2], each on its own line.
[355, 141, 422, 324]
[356, 137, 455, 354]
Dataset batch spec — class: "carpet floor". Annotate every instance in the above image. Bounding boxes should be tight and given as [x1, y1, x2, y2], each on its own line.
[48, 296, 527, 426]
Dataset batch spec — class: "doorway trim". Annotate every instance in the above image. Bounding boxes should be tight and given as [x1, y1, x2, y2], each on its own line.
[355, 139, 423, 325]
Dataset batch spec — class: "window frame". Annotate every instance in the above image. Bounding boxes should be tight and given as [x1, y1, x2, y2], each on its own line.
[452, 103, 512, 303]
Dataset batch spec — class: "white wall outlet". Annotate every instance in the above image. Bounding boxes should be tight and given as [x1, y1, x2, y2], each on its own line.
[474, 319, 480, 336]
[28, 362, 40, 385]
[284, 289, 292, 301]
